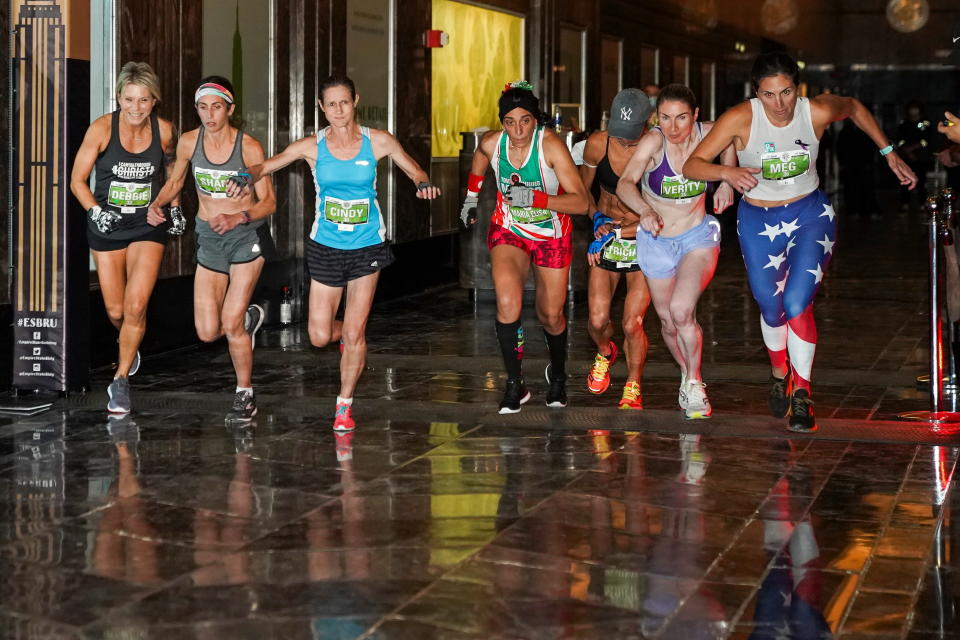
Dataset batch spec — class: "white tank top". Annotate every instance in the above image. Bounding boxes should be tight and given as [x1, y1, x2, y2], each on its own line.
[737, 97, 819, 201]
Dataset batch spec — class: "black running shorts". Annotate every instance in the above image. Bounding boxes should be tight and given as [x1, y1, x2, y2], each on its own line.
[87, 224, 168, 252]
[306, 239, 394, 288]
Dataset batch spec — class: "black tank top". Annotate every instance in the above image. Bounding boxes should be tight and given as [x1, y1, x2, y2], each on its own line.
[92, 111, 165, 239]
[596, 135, 640, 195]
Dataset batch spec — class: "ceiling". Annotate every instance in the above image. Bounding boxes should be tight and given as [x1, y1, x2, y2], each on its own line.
[689, 0, 960, 65]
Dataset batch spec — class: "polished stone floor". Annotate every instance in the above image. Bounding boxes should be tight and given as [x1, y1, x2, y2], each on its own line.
[2, 201, 959, 639]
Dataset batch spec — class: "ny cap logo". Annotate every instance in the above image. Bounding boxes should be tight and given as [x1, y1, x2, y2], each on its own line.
[620, 107, 633, 121]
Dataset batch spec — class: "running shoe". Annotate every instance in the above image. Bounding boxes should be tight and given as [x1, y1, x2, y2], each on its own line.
[787, 389, 817, 433]
[683, 380, 712, 419]
[769, 373, 792, 418]
[545, 365, 568, 408]
[498, 378, 531, 414]
[107, 376, 131, 414]
[107, 414, 140, 445]
[333, 402, 356, 431]
[335, 431, 354, 461]
[129, 350, 141, 376]
[586, 342, 618, 394]
[618, 380, 643, 410]
[244, 304, 264, 350]
[226, 390, 258, 422]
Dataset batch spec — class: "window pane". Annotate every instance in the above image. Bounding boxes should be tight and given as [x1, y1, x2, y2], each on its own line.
[431, 0, 524, 158]
[600, 37, 621, 113]
[640, 45, 658, 87]
[203, 0, 270, 146]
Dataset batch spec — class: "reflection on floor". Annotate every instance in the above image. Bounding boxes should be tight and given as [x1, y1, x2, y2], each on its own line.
[1, 204, 958, 638]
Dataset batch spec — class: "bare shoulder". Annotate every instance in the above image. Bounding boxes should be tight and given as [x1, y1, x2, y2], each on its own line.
[241, 131, 266, 152]
[86, 113, 113, 139]
[476, 129, 500, 156]
[181, 127, 200, 143]
[636, 128, 664, 153]
[720, 100, 753, 127]
[809, 92, 850, 118]
[368, 127, 399, 145]
[241, 132, 266, 161]
[541, 128, 572, 156]
[583, 131, 607, 162]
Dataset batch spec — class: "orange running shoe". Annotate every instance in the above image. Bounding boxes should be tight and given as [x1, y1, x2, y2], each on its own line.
[586, 342, 618, 394]
[618, 380, 643, 410]
[333, 402, 356, 431]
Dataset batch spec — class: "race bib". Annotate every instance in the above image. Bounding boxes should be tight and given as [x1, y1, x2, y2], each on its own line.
[509, 206, 553, 225]
[107, 181, 151, 213]
[660, 175, 706, 203]
[602, 239, 637, 266]
[760, 150, 810, 184]
[324, 196, 370, 231]
[194, 169, 239, 199]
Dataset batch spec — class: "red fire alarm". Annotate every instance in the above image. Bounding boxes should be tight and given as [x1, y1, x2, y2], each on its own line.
[424, 29, 448, 48]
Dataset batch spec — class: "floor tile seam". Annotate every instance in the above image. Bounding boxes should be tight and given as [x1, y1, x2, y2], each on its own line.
[79, 571, 216, 633]
[0, 606, 85, 635]
[834, 446, 923, 638]
[377, 424, 487, 475]
[219, 428, 490, 558]
[0, 499, 120, 546]
[898, 472, 955, 638]
[727, 442, 852, 633]
[866, 302, 927, 371]
[865, 386, 891, 421]
[356, 458, 603, 639]
[651, 469, 801, 636]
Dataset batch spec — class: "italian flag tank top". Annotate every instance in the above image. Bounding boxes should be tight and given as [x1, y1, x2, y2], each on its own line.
[491, 125, 569, 241]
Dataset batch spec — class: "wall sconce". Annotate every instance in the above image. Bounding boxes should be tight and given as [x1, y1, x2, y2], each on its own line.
[424, 29, 448, 48]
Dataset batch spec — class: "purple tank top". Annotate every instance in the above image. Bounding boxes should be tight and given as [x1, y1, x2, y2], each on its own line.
[642, 122, 708, 204]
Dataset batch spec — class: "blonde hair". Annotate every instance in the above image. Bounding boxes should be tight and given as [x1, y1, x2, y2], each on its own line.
[116, 61, 161, 102]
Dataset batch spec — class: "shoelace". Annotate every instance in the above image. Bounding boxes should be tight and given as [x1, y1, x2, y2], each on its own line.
[686, 382, 707, 404]
[622, 383, 640, 402]
[591, 353, 611, 379]
[335, 403, 351, 417]
[504, 382, 524, 402]
[792, 396, 810, 418]
[771, 378, 787, 396]
[233, 391, 251, 408]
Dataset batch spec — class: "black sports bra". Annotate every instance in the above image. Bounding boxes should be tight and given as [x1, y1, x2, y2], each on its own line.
[596, 135, 641, 195]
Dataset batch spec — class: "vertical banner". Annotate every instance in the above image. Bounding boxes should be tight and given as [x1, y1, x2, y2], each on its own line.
[11, 0, 67, 391]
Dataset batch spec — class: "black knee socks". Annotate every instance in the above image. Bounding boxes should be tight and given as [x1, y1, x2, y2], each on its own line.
[495, 320, 524, 381]
[543, 327, 568, 379]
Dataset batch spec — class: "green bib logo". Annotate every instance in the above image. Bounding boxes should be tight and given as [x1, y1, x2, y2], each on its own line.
[761, 150, 810, 181]
[107, 181, 150, 208]
[195, 170, 237, 195]
[661, 175, 706, 200]
[324, 197, 369, 225]
[509, 206, 553, 225]
[603, 239, 637, 263]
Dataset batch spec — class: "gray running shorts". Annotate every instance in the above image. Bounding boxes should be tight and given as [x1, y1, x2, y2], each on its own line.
[195, 217, 276, 274]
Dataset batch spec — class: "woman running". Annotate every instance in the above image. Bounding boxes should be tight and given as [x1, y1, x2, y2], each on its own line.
[683, 53, 916, 432]
[70, 62, 183, 414]
[580, 88, 652, 409]
[149, 75, 276, 423]
[616, 84, 735, 419]
[460, 82, 589, 414]
[227, 74, 439, 431]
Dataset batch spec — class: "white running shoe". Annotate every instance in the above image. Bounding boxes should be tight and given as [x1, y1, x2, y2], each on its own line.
[683, 380, 712, 419]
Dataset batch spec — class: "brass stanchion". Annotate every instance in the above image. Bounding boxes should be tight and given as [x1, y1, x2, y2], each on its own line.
[900, 189, 960, 428]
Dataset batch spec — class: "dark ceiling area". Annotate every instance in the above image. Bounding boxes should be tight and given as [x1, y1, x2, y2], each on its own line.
[684, 0, 959, 66]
